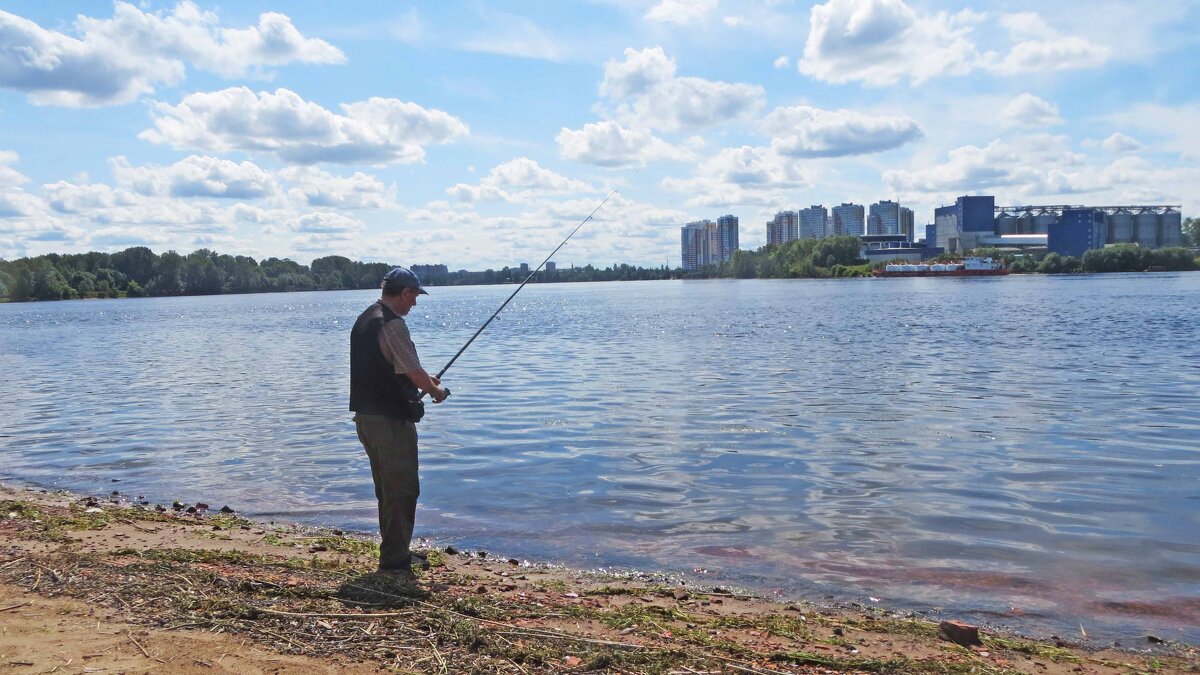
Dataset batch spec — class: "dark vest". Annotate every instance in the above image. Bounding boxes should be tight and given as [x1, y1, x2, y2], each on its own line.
[349, 301, 422, 420]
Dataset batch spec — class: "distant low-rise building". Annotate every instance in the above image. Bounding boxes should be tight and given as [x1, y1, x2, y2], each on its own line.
[411, 264, 449, 279]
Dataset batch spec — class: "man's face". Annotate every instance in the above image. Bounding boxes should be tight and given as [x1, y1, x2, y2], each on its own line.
[397, 287, 419, 315]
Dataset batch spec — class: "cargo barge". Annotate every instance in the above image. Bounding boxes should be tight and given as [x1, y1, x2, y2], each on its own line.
[873, 256, 1009, 277]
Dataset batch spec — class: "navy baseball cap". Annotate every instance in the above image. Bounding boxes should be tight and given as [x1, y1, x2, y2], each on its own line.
[382, 267, 428, 294]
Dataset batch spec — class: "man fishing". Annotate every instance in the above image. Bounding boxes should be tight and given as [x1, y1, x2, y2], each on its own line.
[350, 266, 448, 578]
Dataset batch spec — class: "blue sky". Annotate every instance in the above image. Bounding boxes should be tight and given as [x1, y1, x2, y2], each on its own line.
[1, 0, 1197, 268]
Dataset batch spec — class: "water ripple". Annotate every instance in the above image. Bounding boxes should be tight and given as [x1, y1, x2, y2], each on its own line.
[2, 275, 1199, 643]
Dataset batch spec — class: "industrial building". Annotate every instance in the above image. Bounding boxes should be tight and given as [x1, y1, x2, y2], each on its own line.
[934, 195, 995, 253]
[859, 234, 942, 264]
[933, 197, 1183, 257]
[993, 204, 1183, 250]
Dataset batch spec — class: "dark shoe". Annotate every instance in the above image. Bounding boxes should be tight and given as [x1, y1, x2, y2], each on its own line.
[409, 550, 431, 570]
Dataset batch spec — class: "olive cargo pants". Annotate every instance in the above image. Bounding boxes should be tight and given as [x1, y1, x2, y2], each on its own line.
[354, 414, 419, 570]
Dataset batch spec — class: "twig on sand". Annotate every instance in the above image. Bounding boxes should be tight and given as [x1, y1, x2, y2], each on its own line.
[118, 519, 160, 533]
[255, 606, 412, 620]
[127, 631, 162, 662]
[0, 601, 31, 612]
[250, 625, 306, 653]
[428, 638, 447, 674]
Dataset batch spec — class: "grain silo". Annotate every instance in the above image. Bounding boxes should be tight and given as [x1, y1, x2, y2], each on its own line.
[1107, 209, 1134, 244]
[996, 213, 1017, 235]
[1160, 210, 1182, 247]
[1016, 212, 1033, 234]
[1135, 210, 1159, 247]
[1032, 210, 1056, 234]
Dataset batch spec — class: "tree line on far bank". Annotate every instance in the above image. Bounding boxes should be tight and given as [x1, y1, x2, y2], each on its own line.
[2, 233, 1198, 302]
[0, 247, 678, 302]
[963, 244, 1197, 275]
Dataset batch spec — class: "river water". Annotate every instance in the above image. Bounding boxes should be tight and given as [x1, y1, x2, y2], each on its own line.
[2, 274, 1198, 643]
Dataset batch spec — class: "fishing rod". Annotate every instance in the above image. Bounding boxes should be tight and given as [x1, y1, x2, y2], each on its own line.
[422, 189, 618, 399]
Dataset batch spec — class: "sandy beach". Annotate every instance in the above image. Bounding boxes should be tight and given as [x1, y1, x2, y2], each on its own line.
[1, 483, 1195, 674]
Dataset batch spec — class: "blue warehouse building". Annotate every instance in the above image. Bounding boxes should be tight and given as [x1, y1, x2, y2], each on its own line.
[934, 195, 996, 253]
[1050, 209, 1106, 258]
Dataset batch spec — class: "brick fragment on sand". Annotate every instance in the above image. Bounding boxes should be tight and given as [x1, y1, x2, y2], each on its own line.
[939, 620, 982, 647]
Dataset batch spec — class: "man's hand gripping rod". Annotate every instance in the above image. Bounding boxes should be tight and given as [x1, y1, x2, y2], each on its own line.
[421, 190, 618, 401]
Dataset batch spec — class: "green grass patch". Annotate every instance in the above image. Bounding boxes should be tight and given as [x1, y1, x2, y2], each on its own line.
[711, 613, 817, 640]
[983, 635, 1081, 663]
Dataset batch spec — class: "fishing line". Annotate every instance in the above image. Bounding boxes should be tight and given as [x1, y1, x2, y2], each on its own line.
[423, 189, 619, 397]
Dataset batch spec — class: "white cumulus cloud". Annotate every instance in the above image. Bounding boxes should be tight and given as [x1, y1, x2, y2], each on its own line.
[991, 13, 1109, 75]
[1000, 93, 1063, 127]
[645, 0, 719, 25]
[1100, 132, 1143, 154]
[139, 87, 469, 165]
[884, 135, 1096, 198]
[761, 106, 922, 157]
[291, 211, 366, 234]
[0, 3, 344, 107]
[0, 151, 30, 186]
[448, 158, 593, 203]
[280, 166, 395, 209]
[796, 2, 1109, 86]
[662, 145, 811, 207]
[110, 155, 278, 199]
[0, 189, 41, 218]
[601, 47, 765, 131]
[797, 0, 981, 85]
[556, 120, 690, 167]
[43, 181, 127, 213]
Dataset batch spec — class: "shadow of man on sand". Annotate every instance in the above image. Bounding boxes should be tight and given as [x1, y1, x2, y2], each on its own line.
[337, 571, 432, 608]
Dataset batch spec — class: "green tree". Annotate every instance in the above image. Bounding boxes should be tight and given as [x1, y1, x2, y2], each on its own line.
[110, 246, 157, 286]
[150, 251, 185, 295]
[1182, 217, 1198, 247]
[183, 250, 227, 294]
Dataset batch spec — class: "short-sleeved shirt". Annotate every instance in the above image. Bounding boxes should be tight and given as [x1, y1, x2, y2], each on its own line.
[376, 302, 421, 375]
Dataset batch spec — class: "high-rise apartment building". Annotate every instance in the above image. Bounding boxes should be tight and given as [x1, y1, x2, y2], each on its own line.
[681, 220, 711, 270]
[766, 210, 799, 246]
[867, 200, 900, 236]
[716, 215, 739, 261]
[799, 205, 828, 239]
[681, 216, 739, 270]
[831, 202, 864, 237]
[900, 207, 915, 242]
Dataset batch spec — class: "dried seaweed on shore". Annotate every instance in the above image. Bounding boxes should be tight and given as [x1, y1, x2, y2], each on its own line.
[2, 492, 1195, 674]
